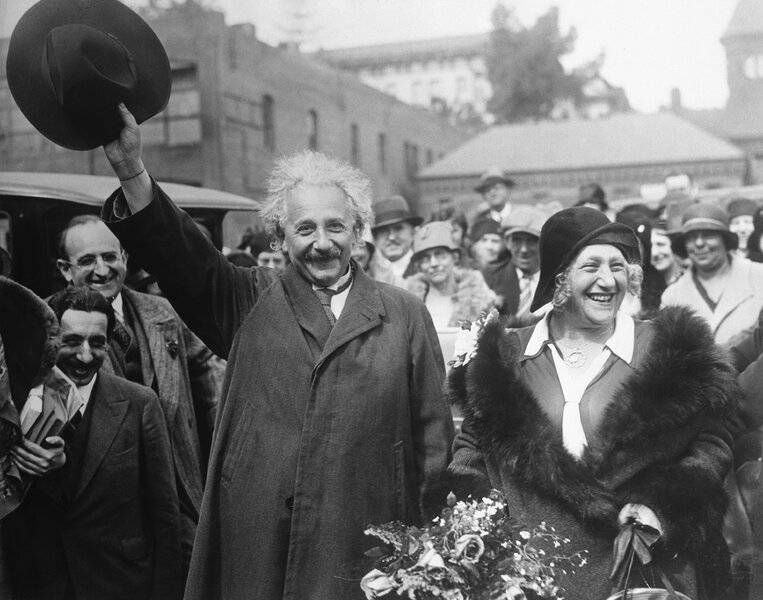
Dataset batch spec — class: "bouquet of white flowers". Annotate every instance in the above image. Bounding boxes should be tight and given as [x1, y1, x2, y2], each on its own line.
[361, 491, 587, 600]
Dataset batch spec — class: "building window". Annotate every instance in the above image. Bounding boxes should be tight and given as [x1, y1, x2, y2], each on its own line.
[426, 149, 433, 165]
[404, 142, 419, 181]
[378, 133, 387, 174]
[262, 94, 275, 152]
[308, 109, 318, 150]
[350, 123, 360, 166]
[744, 55, 763, 79]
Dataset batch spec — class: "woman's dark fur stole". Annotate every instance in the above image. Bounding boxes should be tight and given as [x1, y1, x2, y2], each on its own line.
[445, 306, 741, 587]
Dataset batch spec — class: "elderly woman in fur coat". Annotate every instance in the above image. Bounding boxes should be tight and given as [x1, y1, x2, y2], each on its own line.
[445, 207, 741, 600]
[406, 221, 496, 328]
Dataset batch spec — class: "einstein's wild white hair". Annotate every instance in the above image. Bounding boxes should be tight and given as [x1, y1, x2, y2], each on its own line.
[260, 150, 374, 245]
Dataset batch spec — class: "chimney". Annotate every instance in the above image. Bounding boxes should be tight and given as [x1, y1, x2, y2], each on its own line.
[670, 87, 682, 112]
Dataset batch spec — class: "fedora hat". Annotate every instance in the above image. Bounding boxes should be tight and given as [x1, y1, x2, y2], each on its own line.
[531, 207, 641, 312]
[669, 202, 737, 258]
[411, 221, 459, 261]
[371, 196, 423, 232]
[475, 167, 515, 193]
[7, 0, 171, 151]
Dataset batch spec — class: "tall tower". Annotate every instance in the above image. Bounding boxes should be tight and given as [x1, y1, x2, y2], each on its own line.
[721, 0, 763, 109]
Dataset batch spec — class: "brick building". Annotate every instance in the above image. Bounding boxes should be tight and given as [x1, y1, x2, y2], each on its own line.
[0, 1, 467, 217]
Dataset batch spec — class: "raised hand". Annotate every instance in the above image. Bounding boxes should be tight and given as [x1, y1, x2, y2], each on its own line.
[103, 103, 145, 182]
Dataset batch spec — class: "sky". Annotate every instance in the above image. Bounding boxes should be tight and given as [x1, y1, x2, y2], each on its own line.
[204, 0, 741, 113]
[1, 0, 743, 113]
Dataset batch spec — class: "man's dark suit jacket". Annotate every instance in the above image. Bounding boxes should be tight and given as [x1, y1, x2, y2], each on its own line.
[3, 371, 182, 600]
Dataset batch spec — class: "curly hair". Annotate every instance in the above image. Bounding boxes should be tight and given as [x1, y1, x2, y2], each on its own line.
[552, 262, 644, 309]
[260, 150, 374, 248]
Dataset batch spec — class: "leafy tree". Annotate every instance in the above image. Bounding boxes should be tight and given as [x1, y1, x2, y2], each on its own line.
[486, 4, 582, 123]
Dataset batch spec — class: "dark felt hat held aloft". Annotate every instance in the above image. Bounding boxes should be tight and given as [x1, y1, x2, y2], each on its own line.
[530, 206, 642, 312]
[7, 0, 171, 150]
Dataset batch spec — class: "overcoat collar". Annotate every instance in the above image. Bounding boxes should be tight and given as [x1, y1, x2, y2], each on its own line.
[280, 261, 386, 367]
[75, 373, 129, 499]
[671, 255, 756, 335]
[119, 288, 179, 421]
[448, 306, 738, 529]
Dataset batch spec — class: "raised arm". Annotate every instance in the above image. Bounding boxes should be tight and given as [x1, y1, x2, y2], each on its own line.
[101, 105, 277, 356]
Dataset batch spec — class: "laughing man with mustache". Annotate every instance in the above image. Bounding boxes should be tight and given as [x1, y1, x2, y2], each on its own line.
[97, 104, 454, 600]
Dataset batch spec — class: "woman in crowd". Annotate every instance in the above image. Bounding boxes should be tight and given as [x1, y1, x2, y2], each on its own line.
[405, 221, 496, 328]
[444, 206, 740, 600]
[428, 205, 472, 268]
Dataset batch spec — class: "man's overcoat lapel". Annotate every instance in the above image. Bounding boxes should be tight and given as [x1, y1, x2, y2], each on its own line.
[122, 289, 180, 423]
[75, 376, 129, 500]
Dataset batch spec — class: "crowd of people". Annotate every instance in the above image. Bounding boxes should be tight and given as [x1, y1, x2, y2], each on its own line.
[0, 102, 760, 600]
[0, 5, 762, 598]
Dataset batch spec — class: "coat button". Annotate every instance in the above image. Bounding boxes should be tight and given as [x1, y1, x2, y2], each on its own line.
[285, 496, 294, 511]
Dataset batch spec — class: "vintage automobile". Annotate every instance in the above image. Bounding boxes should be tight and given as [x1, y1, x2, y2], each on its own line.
[0, 171, 259, 297]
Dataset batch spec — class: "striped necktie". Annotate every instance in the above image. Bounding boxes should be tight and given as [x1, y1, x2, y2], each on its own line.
[314, 276, 353, 327]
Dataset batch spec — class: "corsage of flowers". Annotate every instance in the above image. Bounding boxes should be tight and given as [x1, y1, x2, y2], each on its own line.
[360, 490, 588, 600]
[449, 308, 500, 369]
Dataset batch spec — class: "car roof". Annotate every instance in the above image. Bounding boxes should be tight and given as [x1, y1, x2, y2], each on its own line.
[0, 171, 259, 211]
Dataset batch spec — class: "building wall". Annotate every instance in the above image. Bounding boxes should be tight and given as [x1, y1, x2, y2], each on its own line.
[354, 55, 491, 116]
[0, 3, 467, 222]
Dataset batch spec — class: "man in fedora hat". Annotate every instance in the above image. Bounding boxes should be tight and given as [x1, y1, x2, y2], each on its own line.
[96, 106, 453, 600]
[473, 167, 515, 225]
[501, 206, 547, 319]
[368, 195, 423, 288]
[661, 202, 763, 344]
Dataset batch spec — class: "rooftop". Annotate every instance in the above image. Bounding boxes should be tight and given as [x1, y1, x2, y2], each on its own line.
[722, 0, 763, 41]
[312, 32, 488, 69]
[419, 112, 745, 179]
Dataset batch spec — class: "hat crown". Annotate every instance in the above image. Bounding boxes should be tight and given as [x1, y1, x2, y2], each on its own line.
[502, 206, 546, 236]
[412, 221, 457, 255]
[373, 195, 411, 217]
[680, 202, 729, 230]
[44, 24, 137, 117]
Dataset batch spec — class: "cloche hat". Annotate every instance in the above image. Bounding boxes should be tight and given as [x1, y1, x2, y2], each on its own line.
[669, 202, 738, 257]
[530, 207, 641, 312]
[411, 221, 459, 261]
[7, 0, 171, 150]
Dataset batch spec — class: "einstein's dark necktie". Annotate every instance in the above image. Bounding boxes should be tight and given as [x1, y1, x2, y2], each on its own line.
[314, 276, 353, 327]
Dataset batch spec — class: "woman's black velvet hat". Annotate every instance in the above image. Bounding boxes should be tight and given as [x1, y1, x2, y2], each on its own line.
[530, 207, 641, 312]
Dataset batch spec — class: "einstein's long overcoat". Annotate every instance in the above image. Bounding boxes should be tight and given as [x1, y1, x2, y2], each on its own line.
[104, 183, 455, 600]
[445, 308, 741, 600]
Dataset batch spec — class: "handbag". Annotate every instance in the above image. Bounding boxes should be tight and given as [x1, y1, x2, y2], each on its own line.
[606, 520, 693, 600]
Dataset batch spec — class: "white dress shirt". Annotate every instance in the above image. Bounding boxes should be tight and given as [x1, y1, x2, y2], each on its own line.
[524, 312, 635, 458]
[312, 268, 353, 320]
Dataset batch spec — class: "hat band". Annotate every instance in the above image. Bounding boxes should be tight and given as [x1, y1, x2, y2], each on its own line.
[680, 217, 728, 234]
[372, 209, 417, 227]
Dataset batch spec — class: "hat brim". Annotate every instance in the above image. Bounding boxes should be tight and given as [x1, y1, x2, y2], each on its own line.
[7, 0, 171, 151]
[411, 245, 461, 263]
[503, 226, 540, 239]
[475, 177, 515, 193]
[371, 216, 423, 232]
[530, 222, 640, 313]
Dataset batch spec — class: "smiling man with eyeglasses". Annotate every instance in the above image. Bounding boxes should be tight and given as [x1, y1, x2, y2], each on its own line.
[54, 214, 225, 581]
